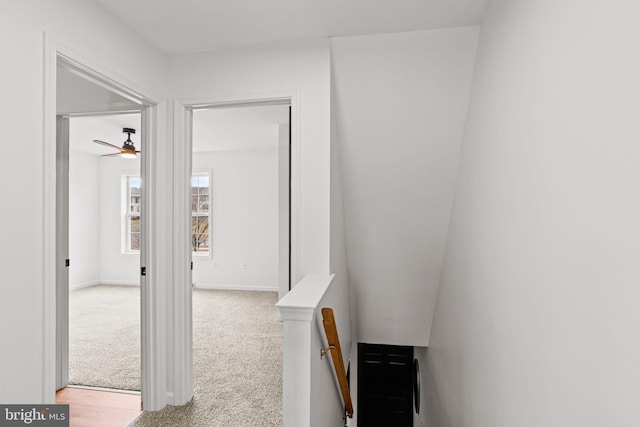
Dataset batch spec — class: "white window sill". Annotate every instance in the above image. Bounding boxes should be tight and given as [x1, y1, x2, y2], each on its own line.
[192, 252, 211, 259]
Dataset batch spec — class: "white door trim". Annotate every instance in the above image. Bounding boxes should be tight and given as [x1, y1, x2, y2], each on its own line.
[172, 91, 302, 402]
[43, 33, 164, 408]
[139, 106, 169, 410]
[172, 99, 194, 404]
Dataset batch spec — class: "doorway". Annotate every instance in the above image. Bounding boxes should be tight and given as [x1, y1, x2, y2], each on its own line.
[190, 103, 290, 295]
[64, 113, 142, 394]
[188, 103, 289, 422]
[48, 51, 158, 412]
[168, 94, 300, 408]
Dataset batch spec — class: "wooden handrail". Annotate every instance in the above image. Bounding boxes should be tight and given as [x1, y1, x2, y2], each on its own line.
[321, 307, 354, 418]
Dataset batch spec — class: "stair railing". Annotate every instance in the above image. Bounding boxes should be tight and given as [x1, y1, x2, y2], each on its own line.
[321, 307, 354, 419]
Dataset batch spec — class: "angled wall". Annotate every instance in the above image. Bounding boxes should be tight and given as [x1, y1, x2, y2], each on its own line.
[331, 27, 480, 346]
[426, 1, 640, 425]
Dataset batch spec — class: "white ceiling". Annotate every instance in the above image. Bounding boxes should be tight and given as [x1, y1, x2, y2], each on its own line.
[63, 1, 488, 153]
[57, 66, 141, 115]
[70, 113, 142, 157]
[92, 0, 488, 54]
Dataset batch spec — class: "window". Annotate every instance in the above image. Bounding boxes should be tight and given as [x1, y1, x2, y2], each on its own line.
[126, 176, 141, 252]
[191, 173, 210, 255]
[122, 174, 210, 255]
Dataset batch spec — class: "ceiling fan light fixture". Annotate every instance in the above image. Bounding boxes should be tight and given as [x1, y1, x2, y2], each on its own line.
[93, 127, 140, 158]
[121, 128, 137, 158]
[121, 149, 137, 159]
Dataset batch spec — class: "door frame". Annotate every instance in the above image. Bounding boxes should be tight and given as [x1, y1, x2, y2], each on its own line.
[43, 34, 163, 408]
[172, 93, 301, 403]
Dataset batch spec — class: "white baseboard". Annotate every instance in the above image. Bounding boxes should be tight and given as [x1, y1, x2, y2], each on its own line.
[70, 281, 140, 291]
[99, 280, 140, 286]
[69, 280, 100, 291]
[194, 283, 278, 292]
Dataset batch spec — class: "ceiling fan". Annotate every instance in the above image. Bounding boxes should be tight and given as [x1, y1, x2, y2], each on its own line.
[93, 127, 140, 159]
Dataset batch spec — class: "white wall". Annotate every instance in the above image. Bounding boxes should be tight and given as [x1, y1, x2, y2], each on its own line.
[169, 38, 332, 280]
[192, 149, 279, 290]
[98, 157, 141, 285]
[426, 1, 640, 425]
[316, 93, 353, 421]
[331, 27, 480, 347]
[68, 150, 100, 289]
[329, 70, 356, 357]
[0, 0, 166, 403]
[413, 347, 429, 427]
[69, 119, 142, 289]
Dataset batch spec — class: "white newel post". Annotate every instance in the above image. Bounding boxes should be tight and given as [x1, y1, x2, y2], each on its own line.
[276, 274, 335, 427]
[278, 307, 314, 426]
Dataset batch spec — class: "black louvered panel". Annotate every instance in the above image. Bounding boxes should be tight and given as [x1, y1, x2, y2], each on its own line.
[358, 343, 413, 426]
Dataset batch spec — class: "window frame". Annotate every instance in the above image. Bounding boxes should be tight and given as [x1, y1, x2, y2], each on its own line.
[122, 175, 142, 255]
[121, 172, 212, 256]
[191, 170, 212, 258]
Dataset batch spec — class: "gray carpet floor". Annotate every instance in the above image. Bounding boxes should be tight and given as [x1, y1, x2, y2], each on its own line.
[69, 285, 141, 391]
[69, 285, 283, 426]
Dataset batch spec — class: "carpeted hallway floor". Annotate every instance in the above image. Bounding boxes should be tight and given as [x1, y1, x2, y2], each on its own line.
[69, 285, 283, 426]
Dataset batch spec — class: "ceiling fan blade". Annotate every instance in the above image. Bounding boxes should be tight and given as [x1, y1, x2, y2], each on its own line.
[93, 139, 122, 150]
[101, 152, 121, 157]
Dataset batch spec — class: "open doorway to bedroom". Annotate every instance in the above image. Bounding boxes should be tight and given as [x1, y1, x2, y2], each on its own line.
[189, 103, 289, 424]
[156, 94, 299, 424]
[66, 113, 142, 394]
[53, 58, 148, 424]
[190, 104, 290, 295]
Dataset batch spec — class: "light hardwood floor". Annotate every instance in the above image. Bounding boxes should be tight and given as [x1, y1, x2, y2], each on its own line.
[56, 387, 142, 427]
